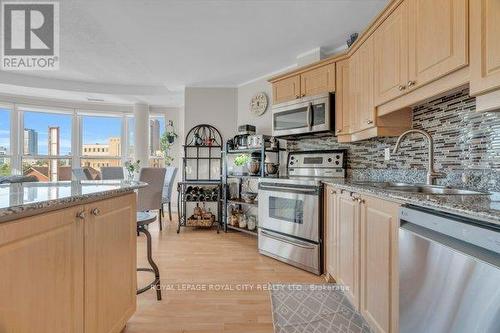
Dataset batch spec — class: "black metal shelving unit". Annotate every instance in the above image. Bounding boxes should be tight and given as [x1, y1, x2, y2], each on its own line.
[222, 140, 282, 236]
[177, 124, 223, 234]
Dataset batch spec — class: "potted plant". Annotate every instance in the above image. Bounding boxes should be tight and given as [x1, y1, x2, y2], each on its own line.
[160, 120, 178, 166]
[124, 160, 140, 180]
[232, 153, 250, 175]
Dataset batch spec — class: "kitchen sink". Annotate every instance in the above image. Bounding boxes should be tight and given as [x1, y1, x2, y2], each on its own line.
[351, 181, 489, 195]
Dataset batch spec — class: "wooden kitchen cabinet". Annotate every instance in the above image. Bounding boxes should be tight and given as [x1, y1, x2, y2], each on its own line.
[335, 59, 351, 138]
[375, 0, 468, 105]
[0, 207, 85, 333]
[348, 41, 374, 134]
[326, 188, 400, 332]
[374, 0, 409, 106]
[271, 63, 336, 104]
[355, 37, 375, 132]
[360, 195, 400, 333]
[324, 185, 338, 280]
[336, 190, 361, 309]
[85, 194, 137, 333]
[272, 75, 301, 104]
[0, 193, 137, 333]
[470, 0, 500, 96]
[300, 62, 336, 97]
[408, 0, 468, 90]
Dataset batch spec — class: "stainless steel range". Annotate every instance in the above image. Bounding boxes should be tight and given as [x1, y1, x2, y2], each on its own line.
[258, 150, 346, 275]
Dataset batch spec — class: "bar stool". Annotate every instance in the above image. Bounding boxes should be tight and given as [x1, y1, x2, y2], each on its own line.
[136, 211, 162, 300]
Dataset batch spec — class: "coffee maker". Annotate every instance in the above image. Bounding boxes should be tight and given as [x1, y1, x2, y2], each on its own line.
[233, 124, 256, 150]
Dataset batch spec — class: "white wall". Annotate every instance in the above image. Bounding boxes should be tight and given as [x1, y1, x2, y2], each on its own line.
[184, 87, 237, 143]
[236, 78, 273, 135]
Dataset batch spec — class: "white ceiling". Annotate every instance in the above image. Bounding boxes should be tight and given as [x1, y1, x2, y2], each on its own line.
[0, 0, 388, 106]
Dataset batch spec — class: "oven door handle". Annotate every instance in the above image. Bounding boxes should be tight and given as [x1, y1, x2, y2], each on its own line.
[260, 230, 316, 249]
[259, 184, 319, 195]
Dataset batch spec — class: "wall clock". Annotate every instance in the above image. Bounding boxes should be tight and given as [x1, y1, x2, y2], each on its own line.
[250, 92, 268, 116]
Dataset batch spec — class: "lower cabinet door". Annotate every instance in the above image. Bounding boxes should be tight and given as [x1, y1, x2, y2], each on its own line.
[336, 191, 360, 309]
[360, 195, 399, 333]
[85, 193, 137, 333]
[324, 185, 338, 279]
[0, 207, 84, 333]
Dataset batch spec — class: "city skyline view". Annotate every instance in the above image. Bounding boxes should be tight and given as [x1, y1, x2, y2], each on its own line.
[0, 111, 165, 156]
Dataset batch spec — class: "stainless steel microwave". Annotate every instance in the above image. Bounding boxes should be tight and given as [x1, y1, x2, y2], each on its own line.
[271, 92, 334, 138]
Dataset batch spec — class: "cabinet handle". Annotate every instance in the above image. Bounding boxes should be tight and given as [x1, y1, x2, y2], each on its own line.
[398, 85, 406, 91]
[91, 208, 101, 216]
[336, 129, 342, 133]
[366, 120, 373, 124]
[76, 210, 86, 220]
[301, 93, 306, 97]
[357, 198, 365, 204]
[407, 80, 416, 88]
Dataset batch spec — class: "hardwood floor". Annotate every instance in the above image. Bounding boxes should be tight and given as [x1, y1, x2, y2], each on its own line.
[124, 214, 323, 333]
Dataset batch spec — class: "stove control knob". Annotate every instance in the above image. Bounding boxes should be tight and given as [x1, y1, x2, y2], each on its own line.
[327, 158, 332, 163]
[336, 155, 340, 159]
[290, 161, 294, 165]
[335, 161, 340, 165]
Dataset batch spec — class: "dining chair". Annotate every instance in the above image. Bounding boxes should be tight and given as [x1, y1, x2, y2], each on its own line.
[101, 166, 124, 180]
[160, 167, 178, 222]
[72, 168, 90, 181]
[137, 167, 167, 230]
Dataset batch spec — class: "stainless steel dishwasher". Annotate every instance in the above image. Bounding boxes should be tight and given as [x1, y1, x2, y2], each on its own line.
[399, 206, 500, 333]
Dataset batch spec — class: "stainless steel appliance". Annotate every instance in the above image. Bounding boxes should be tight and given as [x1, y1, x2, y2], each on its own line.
[233, 124, 256, 149]
[258, 150, 346, 275]
[247, 134, 271, 149]
[272, 92, 334, 138]
[399, 206, 500, 333]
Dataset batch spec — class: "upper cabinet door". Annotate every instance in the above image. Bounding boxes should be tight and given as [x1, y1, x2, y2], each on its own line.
[300, 63, 336, 97]
[335, 59, 350, 135]
[357, 37, 376, 131]
[272, 75, 300, 104]
[470, 0, 500, 95]
[374, 1, 409, 106]
[408, 0, 468, 90]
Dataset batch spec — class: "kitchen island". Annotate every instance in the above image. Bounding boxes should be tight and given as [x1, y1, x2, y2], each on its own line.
[0, 180, 146, 333]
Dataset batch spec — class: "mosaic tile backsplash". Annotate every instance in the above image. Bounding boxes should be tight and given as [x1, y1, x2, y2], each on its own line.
[287, 88, 500, 191]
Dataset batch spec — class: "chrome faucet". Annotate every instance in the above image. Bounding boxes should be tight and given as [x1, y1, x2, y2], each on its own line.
[392, 129, 445, 185]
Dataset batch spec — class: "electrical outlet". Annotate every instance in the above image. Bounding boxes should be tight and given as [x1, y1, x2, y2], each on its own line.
[384, 148, 391, 161]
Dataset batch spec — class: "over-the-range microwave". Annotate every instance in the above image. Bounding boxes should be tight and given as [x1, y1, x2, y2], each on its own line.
[271, 92, 335, 139]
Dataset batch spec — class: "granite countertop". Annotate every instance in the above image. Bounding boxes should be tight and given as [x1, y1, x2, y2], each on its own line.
[0, 180, 147, 223]
[322, 179, 500, 226]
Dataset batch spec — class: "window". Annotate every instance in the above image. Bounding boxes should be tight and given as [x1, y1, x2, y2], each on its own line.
[81, 115, 122, 174]
[149, 115, 165, 157]
[0, 108, 10, 176]
[127, 116, 135, 158]
[22, 109, 73, 182]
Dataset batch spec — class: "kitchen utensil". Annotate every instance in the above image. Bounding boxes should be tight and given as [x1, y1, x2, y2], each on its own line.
[241, 191, 257, 203]
[265, 162, 279, 175]
[247, 215, 257, 231]
[247, 160, 260, 175]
